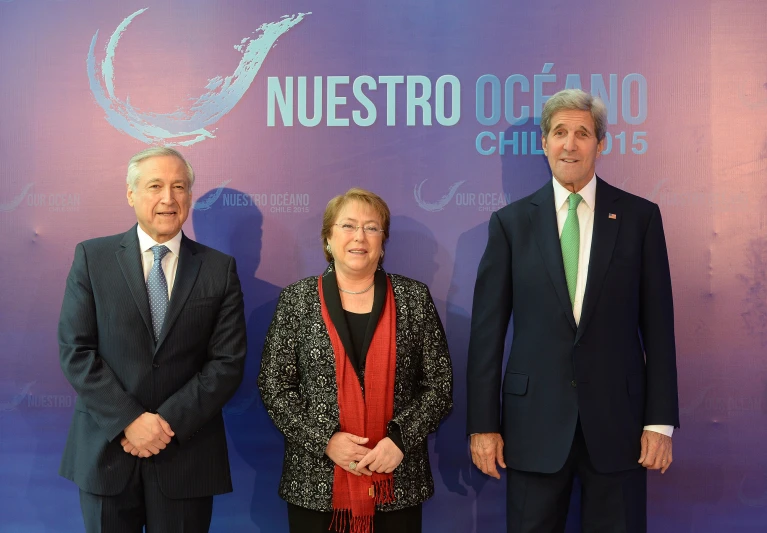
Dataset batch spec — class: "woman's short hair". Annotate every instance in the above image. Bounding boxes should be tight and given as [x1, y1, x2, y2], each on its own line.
[540, 89, 608, 141]
[321, 188, 391, 263]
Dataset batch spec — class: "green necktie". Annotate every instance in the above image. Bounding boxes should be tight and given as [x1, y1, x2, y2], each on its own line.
[561, 193, 583, 306]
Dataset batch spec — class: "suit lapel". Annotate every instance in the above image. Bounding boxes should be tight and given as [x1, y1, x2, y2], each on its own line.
[575, 177, 620, 343]
[155, 234, 202, 353]
[529, 184, 577, 331]
[115, 226, 154, 339]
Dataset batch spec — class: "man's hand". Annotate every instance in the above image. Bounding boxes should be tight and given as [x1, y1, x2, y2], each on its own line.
[356, 437, 404, 475]
[120, 436, 137, 455]
[123, 413, 175, 458]
[470, 432, 506, 479]
[325, 432, 372, 477]
[638, 430, 672, 474]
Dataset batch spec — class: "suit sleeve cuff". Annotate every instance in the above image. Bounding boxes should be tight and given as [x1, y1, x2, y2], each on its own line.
[643, 424, 673, 437]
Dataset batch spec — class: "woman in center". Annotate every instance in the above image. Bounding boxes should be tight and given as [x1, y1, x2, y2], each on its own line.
[258, 188, 453, 533]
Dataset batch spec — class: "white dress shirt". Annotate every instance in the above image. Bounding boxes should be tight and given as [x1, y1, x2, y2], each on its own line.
[551, 176, 672, 438]
[136, 225, 182, 299]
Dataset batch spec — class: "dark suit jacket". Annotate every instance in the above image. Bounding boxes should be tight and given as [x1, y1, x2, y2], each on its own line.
[467, 178, 679, 474]
[58, 225, 247, 498]
[257, 265, 453, 512]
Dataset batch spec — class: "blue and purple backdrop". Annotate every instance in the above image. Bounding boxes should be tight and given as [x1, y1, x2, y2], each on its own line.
[1, 0, 766, 531]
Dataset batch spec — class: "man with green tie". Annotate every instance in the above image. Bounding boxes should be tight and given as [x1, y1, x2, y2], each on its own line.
[467, 89, 679, 532]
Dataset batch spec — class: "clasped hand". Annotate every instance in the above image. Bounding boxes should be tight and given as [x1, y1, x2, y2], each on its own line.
[325, 432, 404, 477]
[120, 412, 175, 458]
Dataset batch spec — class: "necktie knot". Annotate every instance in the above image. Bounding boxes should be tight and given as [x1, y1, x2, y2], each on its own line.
[151, 245, 170, 263]
[568, 193, 583, 211]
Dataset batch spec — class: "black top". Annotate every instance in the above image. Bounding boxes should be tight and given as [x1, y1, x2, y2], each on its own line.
[343, 310, 372, 372]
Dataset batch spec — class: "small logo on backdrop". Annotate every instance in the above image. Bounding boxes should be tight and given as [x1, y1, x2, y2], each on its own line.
[740, 472, 767, 508]
[738, 472, 767, 508]
[0, 183, 34, 212]
[192, 180, 232, 211]
[2, 184, 81, 213]
[415, 180, 515, 212]
[413, 180, 466, 212]
[679, 383, 763, 418]
[87, 8, 310, 146]
[0, 382, 35, 413]
[25, 392, 75, 409]
[219, 191, 311, 214]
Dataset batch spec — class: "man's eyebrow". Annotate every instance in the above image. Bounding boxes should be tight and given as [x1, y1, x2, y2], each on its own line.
[551, 123, 593, 134]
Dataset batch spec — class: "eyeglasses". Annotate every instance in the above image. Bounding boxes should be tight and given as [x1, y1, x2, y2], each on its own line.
[334, 223, 385, 236]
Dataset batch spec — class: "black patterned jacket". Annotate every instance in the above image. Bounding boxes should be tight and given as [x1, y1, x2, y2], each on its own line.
[257, 264, 453, 511]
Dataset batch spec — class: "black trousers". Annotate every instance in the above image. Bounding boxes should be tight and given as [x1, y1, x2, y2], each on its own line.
[287, 502, 422, 533]
[79, 459, 213, 533]
[507, 421, 647, 533]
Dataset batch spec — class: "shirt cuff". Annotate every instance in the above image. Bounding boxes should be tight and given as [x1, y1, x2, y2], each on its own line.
[643, 425, 673, 437]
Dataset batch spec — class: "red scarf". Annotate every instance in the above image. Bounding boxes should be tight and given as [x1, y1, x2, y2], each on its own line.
[319, 277, 397, 533]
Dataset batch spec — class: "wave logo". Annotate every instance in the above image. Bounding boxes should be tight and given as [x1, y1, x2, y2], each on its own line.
[0, 183, 34, 212]
[87, 8, 310, 146]
[192, 180, 232, 211]
[0, 381, 35, 413]
[414, 179, 465, 212]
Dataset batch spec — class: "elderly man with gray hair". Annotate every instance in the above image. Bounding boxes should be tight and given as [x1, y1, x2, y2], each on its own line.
[467, 89, 679, 532]
[58, 147, 246, 532]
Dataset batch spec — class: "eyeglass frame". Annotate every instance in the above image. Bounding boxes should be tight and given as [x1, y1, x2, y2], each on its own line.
[333, 223, 385, 237]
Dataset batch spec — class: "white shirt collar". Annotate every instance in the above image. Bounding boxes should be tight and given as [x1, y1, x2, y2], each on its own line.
[136, 225, 182, 257]
[552, 174, 597, 212]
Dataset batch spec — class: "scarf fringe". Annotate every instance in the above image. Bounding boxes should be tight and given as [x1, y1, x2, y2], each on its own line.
[330, 508, 373, 533]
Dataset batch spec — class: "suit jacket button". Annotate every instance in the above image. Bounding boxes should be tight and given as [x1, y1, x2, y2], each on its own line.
[152, 363, 160, 368]
[571, 380, 577, 387]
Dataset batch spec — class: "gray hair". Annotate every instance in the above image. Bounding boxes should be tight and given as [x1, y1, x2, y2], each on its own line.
[540, 89, 607, 141]
[126, 147, 195, 192]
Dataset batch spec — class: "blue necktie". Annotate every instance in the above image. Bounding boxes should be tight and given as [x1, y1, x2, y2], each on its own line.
[147, 245, 170, 341]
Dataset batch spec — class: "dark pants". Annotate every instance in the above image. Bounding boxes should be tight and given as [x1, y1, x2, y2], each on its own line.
[79, 459, 213, 533]
[287, 501, 422, 533]
[507, 421, 647, 533]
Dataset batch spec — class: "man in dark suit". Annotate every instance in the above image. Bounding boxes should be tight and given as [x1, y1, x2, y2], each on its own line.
[58, 147, 247, 533]
[467, 89, 679, 532]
